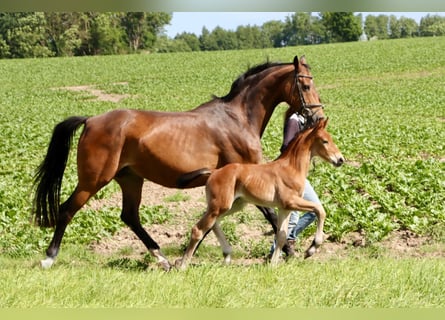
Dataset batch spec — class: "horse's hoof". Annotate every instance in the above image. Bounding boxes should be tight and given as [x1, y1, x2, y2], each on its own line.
[157, 260, 171, 271]
[40, 257, 54, 269]
[223, 253, 231, 265]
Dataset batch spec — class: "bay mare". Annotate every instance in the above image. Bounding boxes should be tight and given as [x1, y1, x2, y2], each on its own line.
[175, 119, 344, 269]
[32, 55, 325, 270]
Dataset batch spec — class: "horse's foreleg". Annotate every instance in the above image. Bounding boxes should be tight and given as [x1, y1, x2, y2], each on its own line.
[41, 187, 92, 269]
[256, 206, 278, 233]
[270, 210, 291, 265]
[116, 171, 170, 271]
[211, 221, 232, 264]
[212, 198, 245, 264]
[191, 216, 231, 264]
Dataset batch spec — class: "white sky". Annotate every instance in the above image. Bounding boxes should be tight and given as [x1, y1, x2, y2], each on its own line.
[164, 12, 445, 37]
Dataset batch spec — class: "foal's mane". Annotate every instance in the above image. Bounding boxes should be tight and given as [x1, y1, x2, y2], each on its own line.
[278, 119, 323, 163]
[214, 61, 290, 102]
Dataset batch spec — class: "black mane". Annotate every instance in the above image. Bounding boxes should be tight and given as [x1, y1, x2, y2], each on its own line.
[215, 61, 288, 102]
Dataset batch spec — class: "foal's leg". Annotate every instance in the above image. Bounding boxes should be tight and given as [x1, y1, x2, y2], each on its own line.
[211, 198, 246, 264]
[285, 197, 326, 258]
[175, 204, 224, 270]
[115, 169, 170, 271]
[256, 206, 294, 256]
[41, 186, 96, 269]
[304, 204, 326, 258]
[270, 209, 291, 265]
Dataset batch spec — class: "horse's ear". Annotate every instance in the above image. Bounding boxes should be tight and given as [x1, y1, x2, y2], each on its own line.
[293, 55, 299, 68]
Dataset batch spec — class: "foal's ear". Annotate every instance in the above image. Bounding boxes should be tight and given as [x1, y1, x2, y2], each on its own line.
[322, 117, 329, 128]
[300, 55, 307, 65]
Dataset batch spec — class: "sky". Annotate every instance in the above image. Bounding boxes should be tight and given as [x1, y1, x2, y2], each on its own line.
[164, 12, 445, 38]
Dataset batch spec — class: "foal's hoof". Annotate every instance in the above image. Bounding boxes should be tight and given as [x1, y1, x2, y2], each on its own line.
[304, 246, 317, 259]
[174, 258, 187, 270]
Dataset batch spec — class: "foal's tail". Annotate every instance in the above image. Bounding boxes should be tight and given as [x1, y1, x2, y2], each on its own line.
[176, 168, 212, 188]
[32, 116, 88, 227]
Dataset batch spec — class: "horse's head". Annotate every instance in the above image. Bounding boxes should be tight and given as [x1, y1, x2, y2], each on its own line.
[309, 118, 344, 167]
[289, 55, 325, 126]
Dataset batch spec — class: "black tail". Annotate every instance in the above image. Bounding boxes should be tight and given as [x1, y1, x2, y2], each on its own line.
[32, 116, 88, 227]
[176, 168, 212, 188]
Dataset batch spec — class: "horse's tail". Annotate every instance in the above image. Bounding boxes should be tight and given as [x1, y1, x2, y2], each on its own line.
[176, 168, 212, 188]
[32, 116, 88, 227]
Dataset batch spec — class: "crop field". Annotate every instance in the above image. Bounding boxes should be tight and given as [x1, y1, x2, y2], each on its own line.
[0, 37, 444, 307]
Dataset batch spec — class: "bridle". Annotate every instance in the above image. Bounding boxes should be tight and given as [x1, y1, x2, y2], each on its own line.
[291, 72, 325, 126]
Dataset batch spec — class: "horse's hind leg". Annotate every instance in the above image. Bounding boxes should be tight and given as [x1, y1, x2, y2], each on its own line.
[115, 169, 170, 271]
[41, 187, 94, 269]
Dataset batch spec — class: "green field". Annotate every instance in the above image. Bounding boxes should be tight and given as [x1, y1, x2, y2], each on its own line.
[0, 37, 444, 307]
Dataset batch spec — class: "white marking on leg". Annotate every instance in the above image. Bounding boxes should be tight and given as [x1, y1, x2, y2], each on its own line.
[41, 256, 55, 269]
[151, 249, 171, 271]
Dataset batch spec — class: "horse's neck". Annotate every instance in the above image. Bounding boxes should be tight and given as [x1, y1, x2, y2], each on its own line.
[241, 66, 292, 136]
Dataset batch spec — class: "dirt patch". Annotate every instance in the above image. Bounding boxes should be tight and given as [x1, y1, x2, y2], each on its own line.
[88, 181, 444, 265]
[54, 82, 131, 103]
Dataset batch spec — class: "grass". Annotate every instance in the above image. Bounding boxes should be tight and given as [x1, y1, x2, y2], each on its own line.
[0, 37, 444, 307]
[0, 245, 444, 307]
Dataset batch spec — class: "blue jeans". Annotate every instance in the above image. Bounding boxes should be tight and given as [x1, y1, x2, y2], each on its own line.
[270, 179, 320, 253]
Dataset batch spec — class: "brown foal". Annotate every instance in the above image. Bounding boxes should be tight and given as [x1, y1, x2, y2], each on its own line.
[175, 118, 344, 269]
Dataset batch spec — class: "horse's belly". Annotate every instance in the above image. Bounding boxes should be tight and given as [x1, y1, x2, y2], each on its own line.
[128, 155, 216, 188]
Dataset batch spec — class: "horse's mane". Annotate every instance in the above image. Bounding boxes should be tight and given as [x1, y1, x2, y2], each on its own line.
[214, 61, 289, 102]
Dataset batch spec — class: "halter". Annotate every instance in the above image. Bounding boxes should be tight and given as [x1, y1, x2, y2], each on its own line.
[292, 73, 325, 125]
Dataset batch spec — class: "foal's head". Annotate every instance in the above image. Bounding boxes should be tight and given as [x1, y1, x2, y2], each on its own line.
[308, 118, 344, 167]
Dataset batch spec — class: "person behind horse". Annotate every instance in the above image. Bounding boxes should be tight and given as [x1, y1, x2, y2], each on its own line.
[269, 110, 322, 257]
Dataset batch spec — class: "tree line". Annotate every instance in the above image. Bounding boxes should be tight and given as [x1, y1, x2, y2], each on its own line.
[1, 12, 445, 58]
[0, 12, 171, 58]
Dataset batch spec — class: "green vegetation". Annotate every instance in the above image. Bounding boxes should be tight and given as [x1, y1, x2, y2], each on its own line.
[0, 246, 444, 307]
[0, 37, 444, 307]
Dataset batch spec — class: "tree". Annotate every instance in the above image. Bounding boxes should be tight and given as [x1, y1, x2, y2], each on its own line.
[388, 16, 418, 39]
[121, 12, 171, 52]
[261, 20, 285, 47]
[199, 27, 218, 51]
[419, 14, 445, 36]
[321, 12, 362, 43]
[90, 13, 126, 55]
[44, 13, 87, 56]
[236, 25, 264, 49]
[175, 32, 200, 51]
[0, 12, 53, 58]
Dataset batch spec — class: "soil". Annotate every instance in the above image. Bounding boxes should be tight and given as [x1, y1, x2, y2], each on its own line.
[88, 180, 445, 265]
[54, 82, 131, 103]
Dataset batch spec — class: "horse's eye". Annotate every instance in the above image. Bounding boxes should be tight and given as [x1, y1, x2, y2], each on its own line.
[322, 140, 328, 144]
[303, 85, 310, 91]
